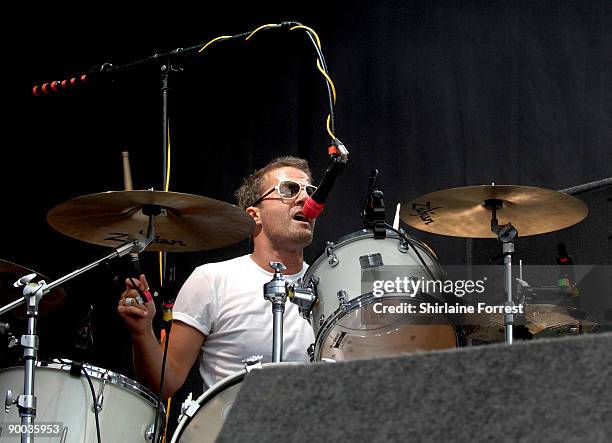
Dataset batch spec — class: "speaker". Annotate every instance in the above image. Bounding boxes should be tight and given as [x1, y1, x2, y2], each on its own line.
[218, 333, 612, 442]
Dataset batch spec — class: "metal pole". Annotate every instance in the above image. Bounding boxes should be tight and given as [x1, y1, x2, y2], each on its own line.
[272, 303, 285, 362]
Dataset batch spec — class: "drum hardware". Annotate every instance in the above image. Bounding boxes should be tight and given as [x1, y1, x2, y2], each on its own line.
[402, 184, 590, 345]
[0, 260, 67, 319]
[287, 285, 316, 319]
[486, 198, 519, 345]
[336, 290, 350, 312]
[179, 393, 200, 422]
[325, 242, 339, 267]
[264, 264, 317, 362]
[263, 262, 290, 363]
[241, 355, 264, 372]
[0, 239, 152, 442]
[307, 343, 315, 361]
[145, 424, 157, 441]
[93, 376, 108, 412]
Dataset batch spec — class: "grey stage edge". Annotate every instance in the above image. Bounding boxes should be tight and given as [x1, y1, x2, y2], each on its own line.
[217, 333, 612, 443]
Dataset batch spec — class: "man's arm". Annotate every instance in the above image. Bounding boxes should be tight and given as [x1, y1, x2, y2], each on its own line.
[132, 321, 205, 399]
[117, 275, 206, 399]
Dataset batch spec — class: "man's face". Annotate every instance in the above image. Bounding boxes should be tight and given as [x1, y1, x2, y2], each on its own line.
[250, 166, 315, 251]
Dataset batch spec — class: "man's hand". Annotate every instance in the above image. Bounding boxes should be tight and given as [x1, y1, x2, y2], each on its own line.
[117, 274, 156, 336]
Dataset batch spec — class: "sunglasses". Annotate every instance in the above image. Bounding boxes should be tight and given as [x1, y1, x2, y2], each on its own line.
[250, 180, 317, 207]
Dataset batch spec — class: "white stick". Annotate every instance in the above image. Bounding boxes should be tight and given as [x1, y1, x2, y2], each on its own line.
[393, 203, 401, 230]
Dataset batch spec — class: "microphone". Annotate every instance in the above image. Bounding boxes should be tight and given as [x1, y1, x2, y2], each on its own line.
[303, 154, 348, 219]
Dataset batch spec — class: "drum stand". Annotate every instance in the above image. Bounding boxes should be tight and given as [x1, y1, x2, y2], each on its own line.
[263, 262, 316, 362]
[0, 239, 150, 443]
[485, 199, 518, 345]
[263, 262, 289, 362]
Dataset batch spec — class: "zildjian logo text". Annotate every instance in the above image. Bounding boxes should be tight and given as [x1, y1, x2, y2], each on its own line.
[408, 202, 442, 225]
[104, 232, 187, 247]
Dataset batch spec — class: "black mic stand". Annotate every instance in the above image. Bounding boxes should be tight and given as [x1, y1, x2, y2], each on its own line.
[361, 169, 386, 239]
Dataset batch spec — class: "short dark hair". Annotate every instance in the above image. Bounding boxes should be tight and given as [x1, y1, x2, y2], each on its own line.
[234, 156, 312, 209]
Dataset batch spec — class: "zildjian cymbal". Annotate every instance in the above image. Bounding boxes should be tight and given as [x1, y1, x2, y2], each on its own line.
[0, 260, 67, 317]
[463, 303, 599, 342]
[401, 185, 588, 238]
[47, 190, 255, 252]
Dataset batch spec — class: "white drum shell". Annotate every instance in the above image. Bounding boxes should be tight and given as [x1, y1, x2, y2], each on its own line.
[172, 363, 296, 443]
[306, 230, 442, 339]
[0, 363, 164, 442]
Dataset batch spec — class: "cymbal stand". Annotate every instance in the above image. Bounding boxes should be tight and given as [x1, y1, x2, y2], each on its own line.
[264, 262, 288, 362]
[485, 199, 518, 345]
[1, 239, 150, 443]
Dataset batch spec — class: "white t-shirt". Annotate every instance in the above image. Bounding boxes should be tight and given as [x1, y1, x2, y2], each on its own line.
[172, 254, 315, 389]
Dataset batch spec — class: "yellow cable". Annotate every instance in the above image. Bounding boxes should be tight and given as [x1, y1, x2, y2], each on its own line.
[159, 123, 171, 287]
[161, 397, 171, 443]
[198, 35, 232, 53]
[317, 59, 337, 104]
[198, 23, 337, 151]
[290, 25, 321, 49]
[246, 23, 278, 41]
[326, 115, 335, 139]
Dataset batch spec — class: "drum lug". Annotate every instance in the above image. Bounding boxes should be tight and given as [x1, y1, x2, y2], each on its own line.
[307, 343, 315, 362]
[319, 314, 325, 326]
[145, 423, 158, 441]
[337, 290, 350, 312]
[4, 389, 16, 413]
[180, 392, 201, 419]
[398, 230, 410, 253]
[93, 376, 107, 412]
[326, 242, 339, 267]
[242, 355, 264, 372]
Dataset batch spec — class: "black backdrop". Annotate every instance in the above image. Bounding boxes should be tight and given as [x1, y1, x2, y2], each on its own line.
[2, 0, 611, 433]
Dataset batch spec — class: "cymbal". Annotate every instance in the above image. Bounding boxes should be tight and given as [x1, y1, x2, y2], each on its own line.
[464, 303, 598, 342]
[47, 190, 255, 252]
[401, 185, 588, 238]
[0, 260, 66, 317]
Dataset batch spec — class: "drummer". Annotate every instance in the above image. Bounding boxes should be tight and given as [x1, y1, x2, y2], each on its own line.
[117, 156, 316, 398]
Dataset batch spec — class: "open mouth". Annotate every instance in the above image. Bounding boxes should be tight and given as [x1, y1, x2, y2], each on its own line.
[293, 213, 308, 223]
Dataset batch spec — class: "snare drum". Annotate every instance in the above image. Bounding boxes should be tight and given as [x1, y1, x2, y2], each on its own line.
[304, 229, 461, 361]
[171, 363, 292, 443]
[0, 361, 165, 442]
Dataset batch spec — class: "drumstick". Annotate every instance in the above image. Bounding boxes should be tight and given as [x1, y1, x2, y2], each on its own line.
[122, 151, 133, 191]
[393, 203, 401, 230]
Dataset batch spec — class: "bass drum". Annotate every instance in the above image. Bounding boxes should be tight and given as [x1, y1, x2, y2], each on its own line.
[0, 360, 165, 442]
[305, 229, 462, 362]
[171, 363, 293, 443]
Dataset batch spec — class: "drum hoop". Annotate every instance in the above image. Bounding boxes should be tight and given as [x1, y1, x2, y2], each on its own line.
[313, 292, 462, 360]
[305, 229, 440, 280]
[10, 360, 168, 414]
[171, 362, 300, 442]
[171, 369, 247, 442]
